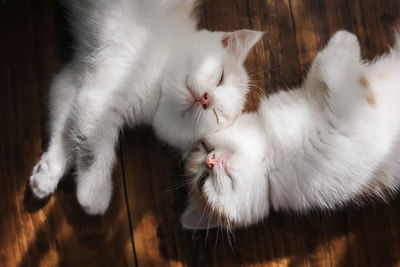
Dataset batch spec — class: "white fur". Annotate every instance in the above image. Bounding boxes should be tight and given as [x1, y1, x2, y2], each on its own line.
[29, 0, 263, 215]
[182, 30, 400, 229]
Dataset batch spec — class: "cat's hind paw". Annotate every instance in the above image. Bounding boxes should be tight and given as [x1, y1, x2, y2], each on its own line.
[29, 153, 63, 199]
[327, 30, 361, 57]
[313, 31, 363, 89]
[318, 31, 361, 68]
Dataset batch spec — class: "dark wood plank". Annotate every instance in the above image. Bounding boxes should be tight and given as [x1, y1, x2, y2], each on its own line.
[0, 1, 135, 266]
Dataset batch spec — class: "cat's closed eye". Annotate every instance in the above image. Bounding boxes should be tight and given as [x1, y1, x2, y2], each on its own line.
[201, 140, 213, 153]
[217, 69, 224, 87]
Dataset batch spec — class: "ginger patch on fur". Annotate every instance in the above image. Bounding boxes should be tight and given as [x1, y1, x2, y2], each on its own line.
[359, 75, 376, 107]
[359, 75, 369, 88]
[366, 95, 376, 107]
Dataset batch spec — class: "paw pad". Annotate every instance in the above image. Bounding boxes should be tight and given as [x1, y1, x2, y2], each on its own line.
[32, 179, 38, 189]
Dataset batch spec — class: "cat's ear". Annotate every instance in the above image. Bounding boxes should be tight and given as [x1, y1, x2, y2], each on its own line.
[181, 200, 219, 229]
[220, 30, 264, 62]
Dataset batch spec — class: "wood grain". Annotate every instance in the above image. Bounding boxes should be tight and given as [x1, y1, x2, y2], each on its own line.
[2, 0, 400, 266]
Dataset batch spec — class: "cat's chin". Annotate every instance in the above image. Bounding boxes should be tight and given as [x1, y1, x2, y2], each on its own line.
[153, 113, 210, 150]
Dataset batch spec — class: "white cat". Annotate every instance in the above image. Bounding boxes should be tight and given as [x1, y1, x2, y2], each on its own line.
[182, 30, 400, 229]
[29, 0, 263, 215]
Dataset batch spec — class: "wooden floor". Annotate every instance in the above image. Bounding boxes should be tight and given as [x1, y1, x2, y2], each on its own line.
[2, 0, 400, 266]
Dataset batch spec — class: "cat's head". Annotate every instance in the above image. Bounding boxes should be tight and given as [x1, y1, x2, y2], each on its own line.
[181, 113, 270, 229]
[153, 29, 263, 149]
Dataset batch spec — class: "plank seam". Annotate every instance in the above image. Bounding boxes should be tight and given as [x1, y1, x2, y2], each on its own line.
[119, 142, 139, 267]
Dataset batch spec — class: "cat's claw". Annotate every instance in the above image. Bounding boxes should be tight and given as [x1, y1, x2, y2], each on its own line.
[29, 153, 62, 199]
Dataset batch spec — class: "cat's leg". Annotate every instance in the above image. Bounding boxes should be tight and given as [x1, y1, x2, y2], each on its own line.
[70, 86, 126, 215]
[30, 64, 78, 198]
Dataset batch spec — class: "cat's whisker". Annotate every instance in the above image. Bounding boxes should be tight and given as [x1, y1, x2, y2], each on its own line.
[225, 220, 236, 252]
[246, 68, 266, 77]
[247, 65, 298, 76]
[162, 179, 191, 195]
[165, 178, 191, 189]
[248, 83, 267, 95]
[205, 209, 211, 247]
[187, 183, 197, 196]
[214, 219, 220, 253]
[194, 108, 203, 124]
[204, 203, 217, 247]
[191, 195, 210, 238]
[246, 67, 278, 77]
[248, 79, 266, 84]
[193, 205, 207, 236]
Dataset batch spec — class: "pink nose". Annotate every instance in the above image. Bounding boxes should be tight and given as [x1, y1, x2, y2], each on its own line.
[200, 92, 210, 109]
[206, 153, 217, 169]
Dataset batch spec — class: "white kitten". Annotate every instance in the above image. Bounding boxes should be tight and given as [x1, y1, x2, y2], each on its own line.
[29, 0, 263, 215]
[182, 29, 400, 229]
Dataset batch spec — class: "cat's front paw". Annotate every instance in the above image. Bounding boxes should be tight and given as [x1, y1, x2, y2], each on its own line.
[29, 153, 63, 198]
[77, 178, 112, 215]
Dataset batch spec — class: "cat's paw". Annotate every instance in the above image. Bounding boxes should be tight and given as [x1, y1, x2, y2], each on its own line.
[312, 31, 362, 88]
[29, 153, 63, 199]
[326, 31, 360, 60]
[77, 178, 112, 215]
